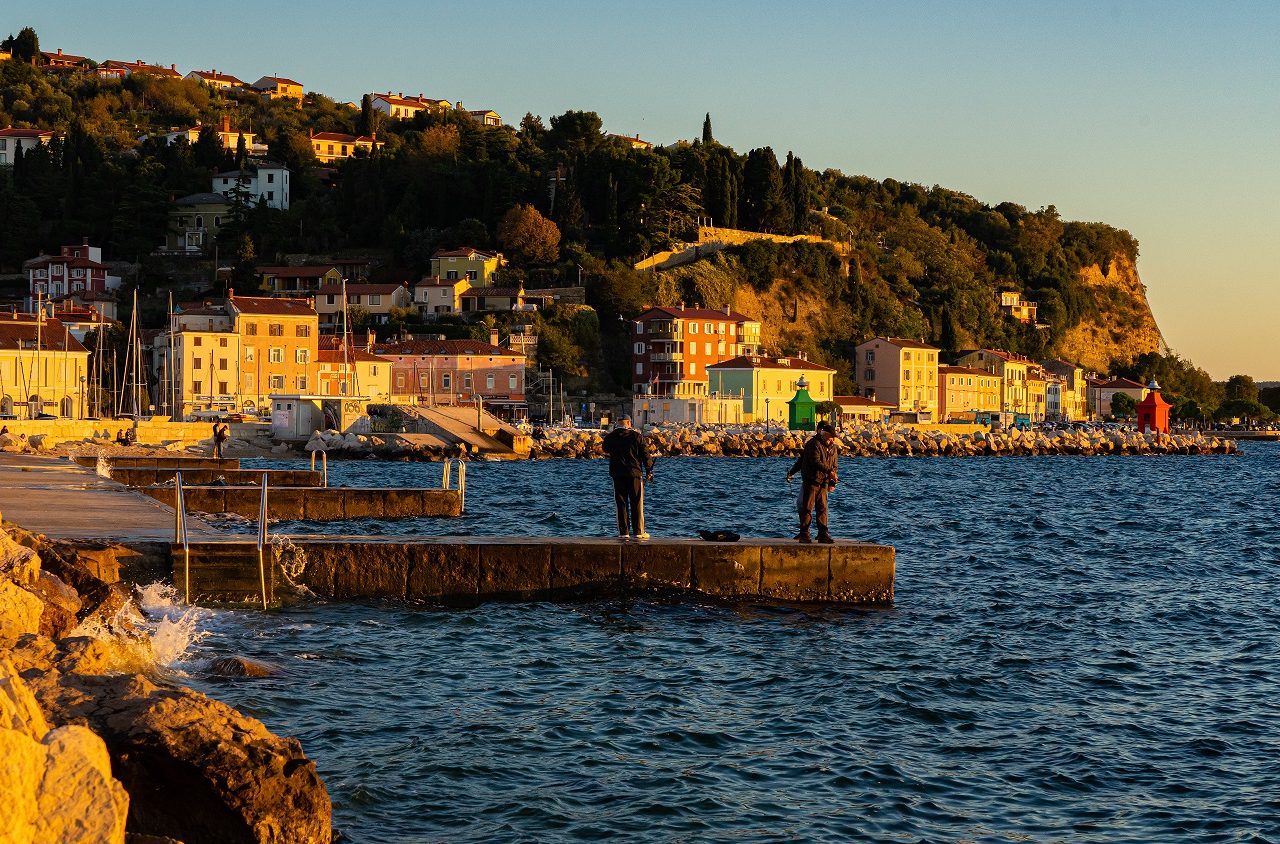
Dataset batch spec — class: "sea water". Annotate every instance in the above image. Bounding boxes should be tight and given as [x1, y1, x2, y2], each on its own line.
[180, 445, 1280, 841]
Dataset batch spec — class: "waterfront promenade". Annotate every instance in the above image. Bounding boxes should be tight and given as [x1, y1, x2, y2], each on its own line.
[0, 453, 217, 541]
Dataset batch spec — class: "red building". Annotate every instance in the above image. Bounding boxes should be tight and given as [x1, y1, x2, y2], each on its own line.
[631, 305, 762, 399]
[1137, 382, 1172, 433]
[24, 240, 116, 310]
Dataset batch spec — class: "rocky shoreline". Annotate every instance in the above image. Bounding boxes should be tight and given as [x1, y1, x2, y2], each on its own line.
[0, 523, 332, 844]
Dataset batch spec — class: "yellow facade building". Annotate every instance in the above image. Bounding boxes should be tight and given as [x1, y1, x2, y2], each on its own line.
[955, 349, 1033, 415]
[937, 365, 1002, 421]
[228, 295, 319, 412]
[309, 131, 384, 163]
[853, 337, 940, 419]
[251, 76, 304, 103]
[429, 248, 504, 283]
[0, 316, 90, 419]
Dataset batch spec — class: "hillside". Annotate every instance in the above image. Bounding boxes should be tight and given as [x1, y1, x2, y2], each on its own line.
[0, 25, 1169, 389]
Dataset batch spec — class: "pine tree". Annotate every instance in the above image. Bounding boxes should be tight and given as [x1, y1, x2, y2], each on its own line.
[702, 113, 713, 144]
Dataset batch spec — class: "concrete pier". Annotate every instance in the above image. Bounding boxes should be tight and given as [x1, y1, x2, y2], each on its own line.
[142, 485, 463, 520]
[71, 455, 244, 471]
[172, 537, 895, 606]
[108, 467, 325, 487]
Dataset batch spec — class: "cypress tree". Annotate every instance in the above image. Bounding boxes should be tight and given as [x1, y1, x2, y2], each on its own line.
[702, 113, 713, 144]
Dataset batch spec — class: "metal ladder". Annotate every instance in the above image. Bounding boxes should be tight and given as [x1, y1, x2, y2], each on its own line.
[441, 459, 466, 511]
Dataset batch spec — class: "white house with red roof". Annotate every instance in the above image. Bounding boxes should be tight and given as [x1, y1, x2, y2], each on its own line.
[0, 128, 56, 165]
[309, 130, 383, 163]
[98, 59, 182, 80]
[370, 92, 452, 119]
[154, 115, 266, 155]
[631, 304, 762, 400]
[24, 241, 120, 311]
[1086, 377, 1148, 419]
[186, 69, 246, 90]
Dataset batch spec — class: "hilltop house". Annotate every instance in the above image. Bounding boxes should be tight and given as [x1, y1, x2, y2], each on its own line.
[186, 69, 246, 90]
[314, 282, 411, 327]
[0, 128, 56, 166]
[309, 130, 383, 163]
[24, 240, 120, 308]
[370, 92, 451, 119]
[163, 194, 232, 255]
[250, 76, 304, 103]
[212, 161, 290, 210]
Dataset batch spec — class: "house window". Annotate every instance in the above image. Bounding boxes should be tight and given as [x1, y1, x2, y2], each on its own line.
[297, 376, 308, 391]
[246, 323, 257, 336]
[193, 336, 202, 347]
[270, 375, 284, 389]
[442, 373, 451, 389]
[704, 342, 711, 356]
[193, 358, 203, 370]
[296, 349, 309, 364]
[370, 295, 380, 306]
[266, 191, 274, 201]
[634, 342, 645, 354]
[218, 358, 228, 370]
[903, 351, 912, 362]
[690, 323, 698, 335]
[690, 363, 697, 375]
[219, 337, 228, 348]
[904, 370, 912, 382]
[463, 373, 472, 389]
[486, 373, 495, 390]
[267, 173, 274, 183]
[192, 380, 202, 394]
[295, 325, 310, 337]
[218, 381, 228, 394]
[635, 362, 643, 375]
[396, 373, 406, 389]
[269, 348, 284, 363]
[446, 271, 459, 280]
[327, 294, 335, 305]
[417, 372, 429, 387]
[269, 323, 283, 336]
[635, 323, 643, 334]
[509, 374, 517, 390]
[466, 270, 478, 280]
[245, 346, 255, 362]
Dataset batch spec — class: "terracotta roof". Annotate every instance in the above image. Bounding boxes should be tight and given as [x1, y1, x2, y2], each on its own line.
[0, 128, 56, 139]
[310, 132, 379, 143]
[372, 339, 518, 357]
[315, 283, 406, 296]
[708, 355, 835, 372]
[41, 50, 89, 64]
[834, 395, 896, 408]
[228, 295, 316, 316]
[53, 289, 116, 303]
[255, 76, 303, 88]
[317, 348, 383, 364]
[431, 248, 499, 259]
[101, 59, 181, 77]
[174, 192, 232, 206]
[257, 265, 337, 277]
[638, 306, 756, 323]
[0, 318, 88, 352]
[867, 337, 940, 351]
[957, 348, 1031, 363]
[24, 255, 107, 270]
[462, 287, 522, 297]
[939, 365, 997, 377]
[190, 69, 245, 85]
[1096, 377, 1146, 390]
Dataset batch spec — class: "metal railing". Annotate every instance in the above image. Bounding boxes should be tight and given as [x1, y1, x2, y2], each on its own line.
[309, 449, 329, 487]
[256, 472, 269, 610]
[174, 472, 191, 603]
[441, 459, 466, 511]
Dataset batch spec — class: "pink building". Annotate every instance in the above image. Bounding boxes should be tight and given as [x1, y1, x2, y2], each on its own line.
[370, 337, 528, 419]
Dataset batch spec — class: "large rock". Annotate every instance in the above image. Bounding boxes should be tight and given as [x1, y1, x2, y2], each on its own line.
[0, 579, 44, 642]
[20, 650, 331, 844]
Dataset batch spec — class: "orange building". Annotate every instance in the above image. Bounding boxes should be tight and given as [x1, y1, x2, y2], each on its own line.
[227, 293, 318, 411]
[632, 305, 762, 399]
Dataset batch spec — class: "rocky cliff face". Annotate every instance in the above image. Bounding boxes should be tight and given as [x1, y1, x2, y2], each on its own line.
[1054, 255, 1164, 372]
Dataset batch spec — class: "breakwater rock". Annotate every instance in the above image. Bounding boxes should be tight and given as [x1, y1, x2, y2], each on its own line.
[0, 523, 332, 843]
[528, 424, 1238, 459]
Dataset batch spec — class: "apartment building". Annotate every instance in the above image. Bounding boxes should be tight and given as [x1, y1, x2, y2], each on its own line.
[854, 338, 940, 419]
[631, 305, 762, 399]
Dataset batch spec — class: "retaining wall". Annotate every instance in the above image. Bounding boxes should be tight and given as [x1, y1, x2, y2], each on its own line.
[146, 486, 462, 521]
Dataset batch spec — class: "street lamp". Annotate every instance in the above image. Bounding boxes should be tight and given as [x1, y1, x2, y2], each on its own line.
[764, 397, 771, 433]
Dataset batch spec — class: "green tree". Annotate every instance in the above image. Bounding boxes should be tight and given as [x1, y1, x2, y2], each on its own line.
[701, 112, 713, 144]
[497, 203, 560, 265]
[12, 27, 39, 64]
[1223, 374, 1259, 403]
[1110, 392, 1137, 419]
[741, 147, 784, 232]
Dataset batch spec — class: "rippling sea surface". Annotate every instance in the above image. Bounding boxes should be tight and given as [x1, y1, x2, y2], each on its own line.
[182, 446, 1280, 842]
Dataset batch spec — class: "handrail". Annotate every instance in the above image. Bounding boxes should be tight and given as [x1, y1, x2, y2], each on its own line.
[175, 472, 190, 603]
[441, 458, 466, 511]
[309, 449, 329, 487]
[256, 472, 269, 609]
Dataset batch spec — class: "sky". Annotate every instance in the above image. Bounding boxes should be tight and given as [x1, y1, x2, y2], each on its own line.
[8, 0, 1279, 378]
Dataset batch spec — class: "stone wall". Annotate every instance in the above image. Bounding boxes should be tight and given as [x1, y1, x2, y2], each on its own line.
[0, 418, 267, 447]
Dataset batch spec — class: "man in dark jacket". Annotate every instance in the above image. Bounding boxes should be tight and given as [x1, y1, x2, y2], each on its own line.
[602, 416, 655, 539]
[785, 421, 839, 543]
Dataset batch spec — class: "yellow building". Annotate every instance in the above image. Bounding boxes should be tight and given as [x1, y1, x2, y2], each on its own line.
[705, 354, 835, 426]
[955, 349, 1032, 415]
[171, 329, 242, 416]
[1026, 368, 1047, 422]
[309, 131, 383, 164]
[0, 316, 90, 419]
[317, 338, 391, 402]
[413, 277, 472, 316]
[853, 337, 940, 419]
[228, 294, 319, 412]
[937, 365, 1002, 421]
[251, 75, 304, 103]
[429, 248, 504, 283]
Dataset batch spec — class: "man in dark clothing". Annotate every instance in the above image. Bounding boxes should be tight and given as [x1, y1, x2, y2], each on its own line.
[602, 416, 655, 539]
[212, 422, 230, 458]
[786, 421, 839, 544]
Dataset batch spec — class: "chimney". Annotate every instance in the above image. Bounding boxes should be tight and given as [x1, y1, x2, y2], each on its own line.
[489, 328, 500, 347]
[221, 114, 230, 133]
[724, 304, 731, 315]
[171, 63, 176, 71]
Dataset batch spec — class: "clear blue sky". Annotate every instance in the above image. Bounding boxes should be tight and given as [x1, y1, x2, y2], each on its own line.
[10, 0, 1279, 378]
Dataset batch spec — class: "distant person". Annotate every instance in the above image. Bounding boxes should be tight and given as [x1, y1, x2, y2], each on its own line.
[0, 426, 7, 436]
[786, 422, 839, 544]
[602, 416, 654, 540]
[212, 422, 230, 458]
[115, 429, 128, 446]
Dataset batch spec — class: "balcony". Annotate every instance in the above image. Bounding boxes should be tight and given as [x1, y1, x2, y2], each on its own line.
[650, 352, 684, 362]
[647, 328, 683, 341]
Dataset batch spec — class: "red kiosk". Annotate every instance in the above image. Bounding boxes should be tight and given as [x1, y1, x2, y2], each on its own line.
[1137, 380, 1171, 433]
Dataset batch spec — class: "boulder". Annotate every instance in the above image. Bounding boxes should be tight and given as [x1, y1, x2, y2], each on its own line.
[207, 656, 275, 679]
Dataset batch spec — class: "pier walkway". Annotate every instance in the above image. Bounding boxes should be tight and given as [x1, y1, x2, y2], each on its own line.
[0, 453, 217, 541]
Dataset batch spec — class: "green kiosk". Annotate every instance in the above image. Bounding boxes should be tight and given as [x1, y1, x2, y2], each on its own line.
[787, 376, 818, 431]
